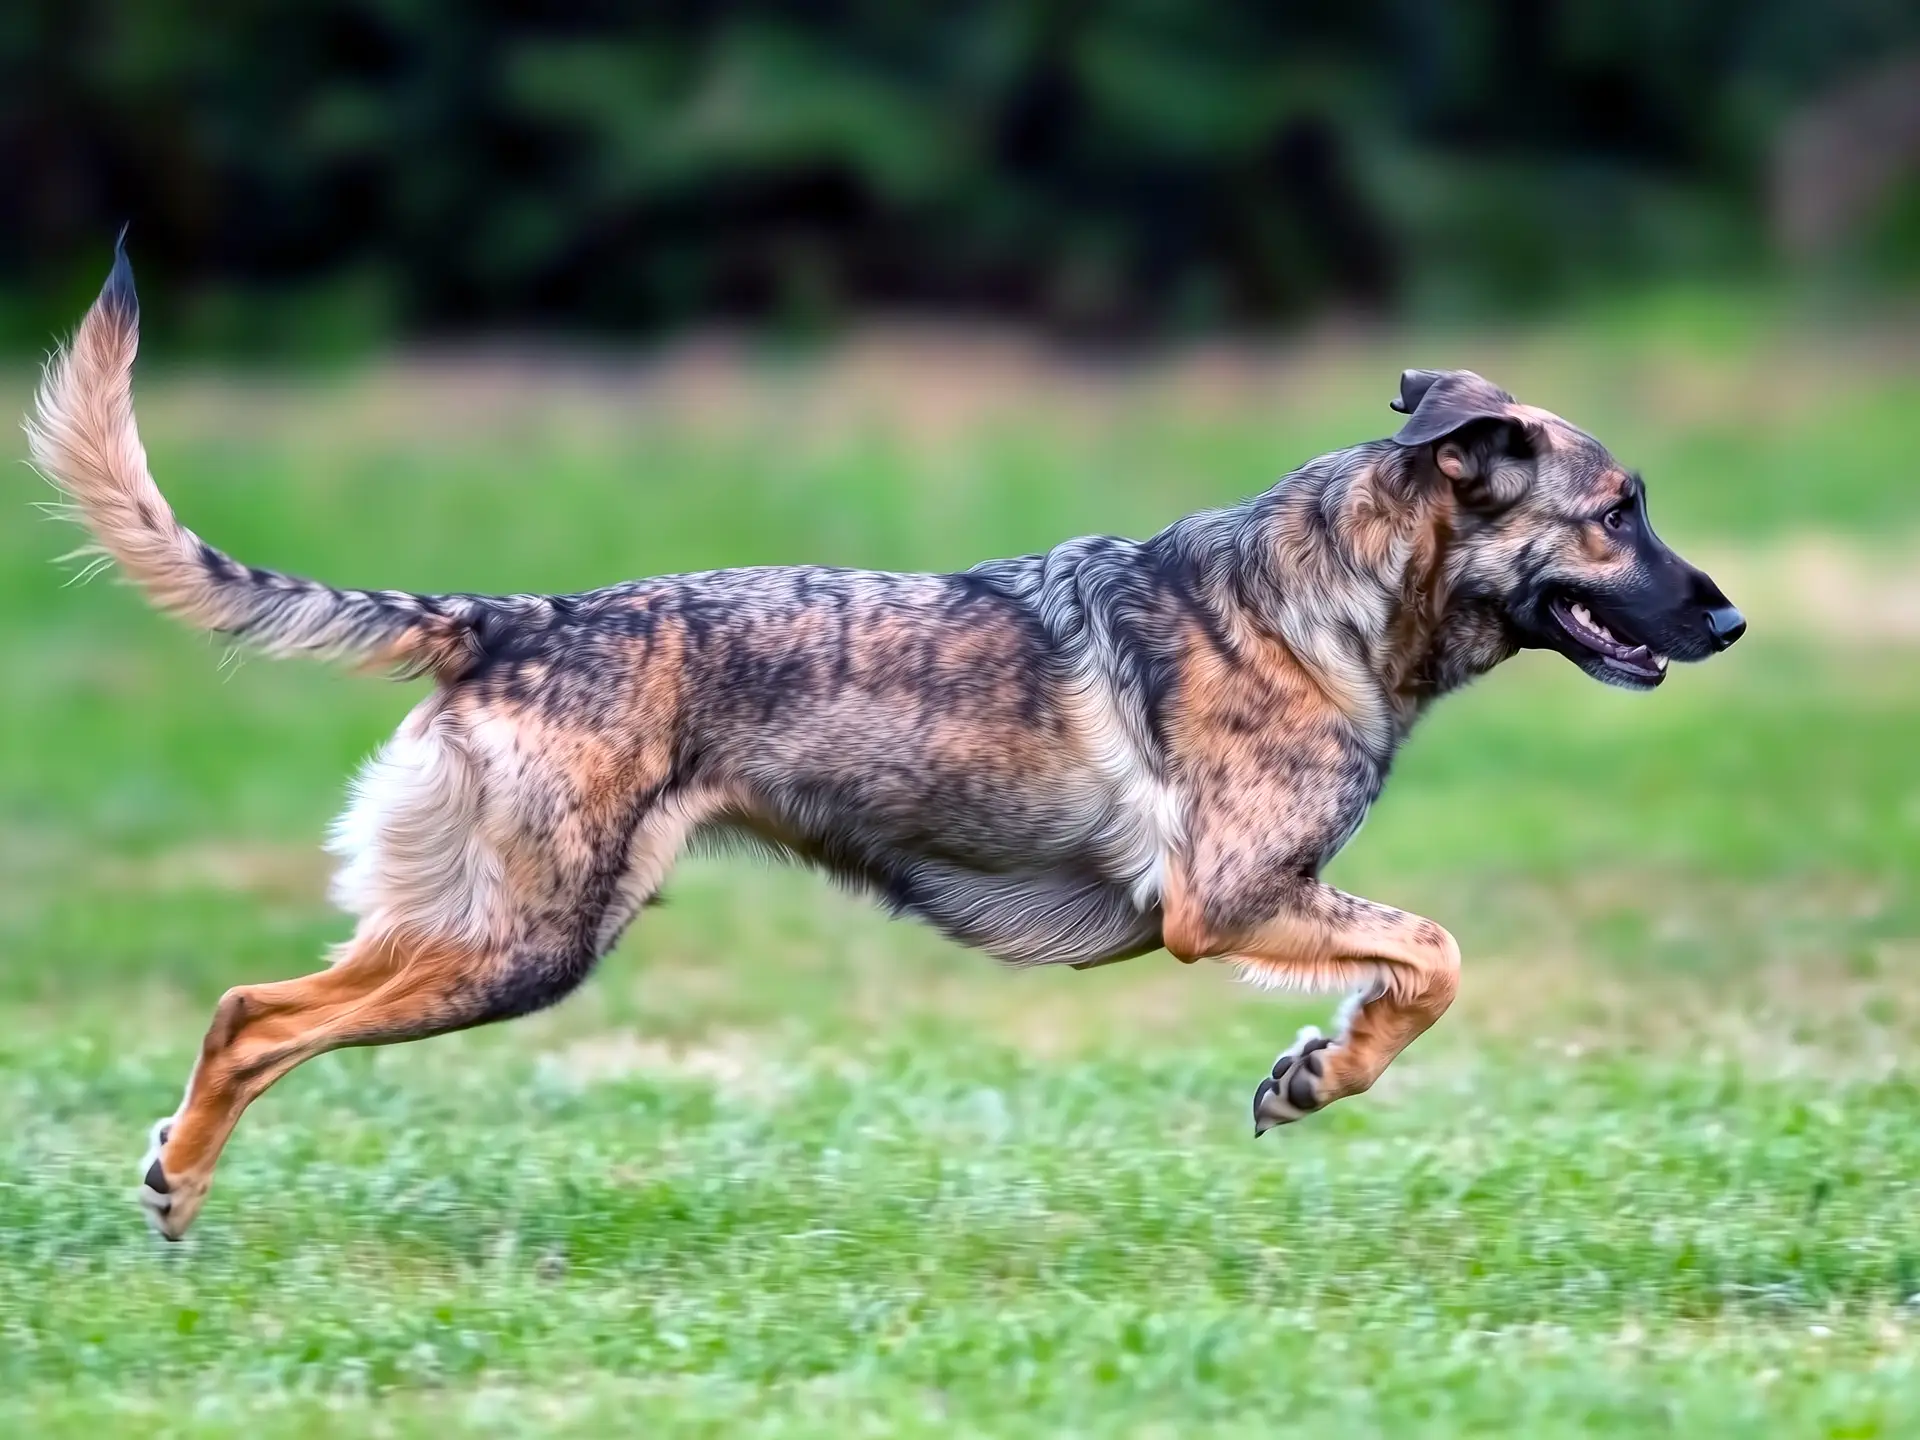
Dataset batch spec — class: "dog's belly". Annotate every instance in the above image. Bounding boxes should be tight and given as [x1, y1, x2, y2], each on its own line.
[703, 738, 1169, 966]
[706, 806, 1164, 967]
[876, 858, 1164, 967]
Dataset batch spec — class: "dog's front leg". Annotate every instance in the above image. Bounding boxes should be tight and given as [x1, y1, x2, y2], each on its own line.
[1164, 874, 1460, 1133]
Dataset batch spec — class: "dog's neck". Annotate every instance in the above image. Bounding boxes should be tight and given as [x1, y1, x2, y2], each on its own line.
[1202, 442, 1519, 756]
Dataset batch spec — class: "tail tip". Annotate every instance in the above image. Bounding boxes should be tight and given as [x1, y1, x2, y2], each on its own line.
[98, 225, 138, 322]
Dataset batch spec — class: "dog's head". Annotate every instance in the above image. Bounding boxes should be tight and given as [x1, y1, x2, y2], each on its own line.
[1390, 368, 1744, 690]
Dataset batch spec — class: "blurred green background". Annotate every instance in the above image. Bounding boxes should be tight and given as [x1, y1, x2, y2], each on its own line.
[7, 9, 1920, 1437]
[5, 0, 1920, 350]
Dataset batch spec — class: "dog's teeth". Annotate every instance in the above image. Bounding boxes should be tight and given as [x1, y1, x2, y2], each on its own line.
[1569, 603, 1615, 643]
[1654, 654, 1669, 671]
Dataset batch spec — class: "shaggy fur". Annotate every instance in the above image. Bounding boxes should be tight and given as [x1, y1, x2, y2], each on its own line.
[27, 242, 1745, 1239]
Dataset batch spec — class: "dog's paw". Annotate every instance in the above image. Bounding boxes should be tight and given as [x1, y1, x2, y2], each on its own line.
[1252, 1028, 1335, 1136]
[136, 1117, 190, 1241]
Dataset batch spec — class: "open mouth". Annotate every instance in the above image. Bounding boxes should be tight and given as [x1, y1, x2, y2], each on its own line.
[1549, 595, 1668, 683]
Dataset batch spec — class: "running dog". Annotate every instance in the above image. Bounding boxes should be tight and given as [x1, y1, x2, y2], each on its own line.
[28, 241, 1745, 1239]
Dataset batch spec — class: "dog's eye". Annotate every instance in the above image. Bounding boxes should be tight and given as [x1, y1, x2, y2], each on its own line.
[1603, 502, 1630, 531]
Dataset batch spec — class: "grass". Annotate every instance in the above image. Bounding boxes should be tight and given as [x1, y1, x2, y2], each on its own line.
[4, 306, 1920, 1435]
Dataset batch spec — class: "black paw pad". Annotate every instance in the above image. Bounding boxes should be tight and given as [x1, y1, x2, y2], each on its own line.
[1285, 1054, 1324, 1113]
[1271, 1034, 1332, 1082]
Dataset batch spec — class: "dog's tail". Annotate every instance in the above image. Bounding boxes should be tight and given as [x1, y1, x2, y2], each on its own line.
[25, 237, 488, 680]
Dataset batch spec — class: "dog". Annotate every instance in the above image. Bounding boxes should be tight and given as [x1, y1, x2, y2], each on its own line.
[29, 240, 1745, 1240]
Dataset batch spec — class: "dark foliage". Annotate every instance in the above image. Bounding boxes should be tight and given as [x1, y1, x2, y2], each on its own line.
[2, 1, 1915, 340]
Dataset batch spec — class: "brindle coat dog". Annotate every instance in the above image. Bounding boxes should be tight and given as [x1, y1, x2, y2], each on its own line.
[31, 242, 1745, 1240]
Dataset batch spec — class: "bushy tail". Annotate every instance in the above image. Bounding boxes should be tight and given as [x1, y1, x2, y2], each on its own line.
[25, 237, 486, 679]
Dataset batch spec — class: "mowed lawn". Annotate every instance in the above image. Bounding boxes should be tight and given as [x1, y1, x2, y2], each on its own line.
[4, 304, 1920, 1436]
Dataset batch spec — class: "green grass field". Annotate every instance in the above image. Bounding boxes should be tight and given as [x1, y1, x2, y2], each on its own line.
[5, 307, 1920, 1436]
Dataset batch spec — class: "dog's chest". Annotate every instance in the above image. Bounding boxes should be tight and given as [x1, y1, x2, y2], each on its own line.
[1059, 680, 1185, 910]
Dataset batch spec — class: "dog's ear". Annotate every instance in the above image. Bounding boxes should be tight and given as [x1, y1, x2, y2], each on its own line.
[1388, 368, 1448, 418]
[1388, 368, 1513, 443]
[1388, 369, 1533, 507]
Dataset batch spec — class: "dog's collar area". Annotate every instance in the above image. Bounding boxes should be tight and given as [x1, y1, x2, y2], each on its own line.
[1549, 594, 1667, 680]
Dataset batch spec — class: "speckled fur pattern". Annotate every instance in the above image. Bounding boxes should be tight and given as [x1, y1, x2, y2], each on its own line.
[29, 246, 1742, 1238]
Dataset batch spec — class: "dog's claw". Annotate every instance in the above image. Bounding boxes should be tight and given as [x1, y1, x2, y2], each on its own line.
[1253, 1076, 1281, 1136]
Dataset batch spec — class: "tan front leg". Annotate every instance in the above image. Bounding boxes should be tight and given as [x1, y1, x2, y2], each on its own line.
[1166, 874, 1459, 1133]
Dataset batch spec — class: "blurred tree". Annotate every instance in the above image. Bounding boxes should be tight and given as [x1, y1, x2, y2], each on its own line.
[0, 0, 1914, 345]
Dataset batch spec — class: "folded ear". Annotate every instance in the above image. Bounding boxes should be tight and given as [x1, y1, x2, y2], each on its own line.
[1388, 369, 1533, 507]
[1388, 368, 1445, 416]
[1388, 369, 1516, 446]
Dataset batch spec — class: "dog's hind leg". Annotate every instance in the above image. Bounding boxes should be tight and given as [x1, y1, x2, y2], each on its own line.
[136, 928, 590, 1240]
[135, 758, 723, 1241]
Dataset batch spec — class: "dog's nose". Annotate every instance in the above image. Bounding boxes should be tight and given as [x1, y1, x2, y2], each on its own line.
[1705, 604, 1746, 649]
